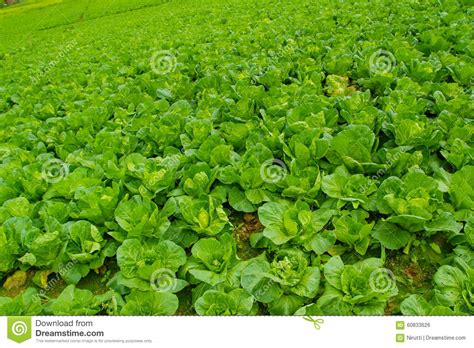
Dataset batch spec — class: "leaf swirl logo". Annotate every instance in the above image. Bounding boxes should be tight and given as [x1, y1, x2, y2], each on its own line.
[369, 268, 396, 293]
[150, 50, 177, 75]
[260, 158, 288, 184]
[369, 49, 396, 75]
[12, 321, 28, 336]
[41, 159, 69, 183]
[150, 268, 177, 292]
[7, 317, 32, 343]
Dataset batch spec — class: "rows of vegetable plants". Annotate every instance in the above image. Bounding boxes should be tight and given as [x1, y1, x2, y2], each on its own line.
[0, 0, 472, 315]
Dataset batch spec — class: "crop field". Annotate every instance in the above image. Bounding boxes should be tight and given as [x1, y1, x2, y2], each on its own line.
[0, 0, 472, 316]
